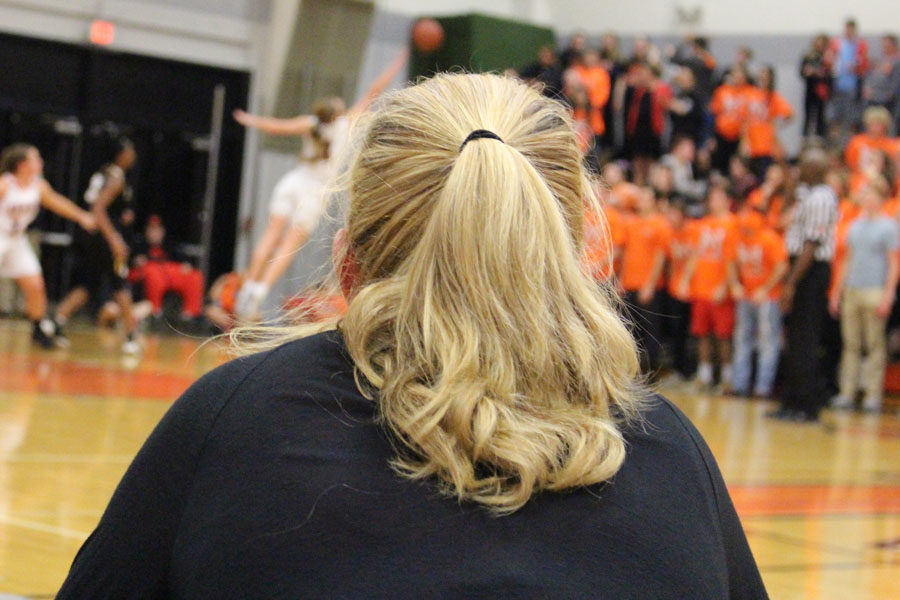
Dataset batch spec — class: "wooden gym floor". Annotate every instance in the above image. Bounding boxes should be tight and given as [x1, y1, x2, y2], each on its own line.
[0, 317, 898, 599]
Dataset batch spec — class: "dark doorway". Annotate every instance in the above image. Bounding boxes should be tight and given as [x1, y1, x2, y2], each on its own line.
[0, 32, 249, 299]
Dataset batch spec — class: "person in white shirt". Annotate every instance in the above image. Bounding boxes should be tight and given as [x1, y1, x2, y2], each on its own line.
[0, 143, 95, 347]
[233, 50, 408, 319]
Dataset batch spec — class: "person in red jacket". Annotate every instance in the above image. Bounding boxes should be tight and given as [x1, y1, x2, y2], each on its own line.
[129, 215, 205, 322]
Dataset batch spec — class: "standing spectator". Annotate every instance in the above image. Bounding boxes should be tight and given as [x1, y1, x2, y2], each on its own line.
[583, 196, 625, 283]
[747, 163, 789, 231]
[621, 187, 671, 375]
[830, 177, 899, 412]
[519, 46, 564, 100]
[729, 209, 789, 398]
[560, 32, 587, 70]
[618, 60, 672, 185]
[829, 18, 870, 142]
[572, 49, 612, 144]
[602, 161, 641, 212]
[801, 34, 834, 138]
[863, 34, 900, 125]
[661, 135, 707, 216]
[774, 149, 839, 422]
[600, 33, 627, 151]
[664, 199, 698, 379]
[743, 66, 794, 178]
[729, 155, 758, 200]
[631, 36, 662, 73]
[718, 46, 756, 87]
[680, 184, 738, 388]
[845, 106, 900, 172]
[671, 36, 717, 105]
[669, 67, 707, 146]
[710, 66, 753, 173]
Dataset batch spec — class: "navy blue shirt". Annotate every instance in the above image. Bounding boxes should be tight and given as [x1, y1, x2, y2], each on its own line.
[58, 331, 767, 599]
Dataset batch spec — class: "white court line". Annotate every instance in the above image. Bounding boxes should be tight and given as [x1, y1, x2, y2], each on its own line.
[0, 454, 133, 463]
[0, 514, 89, 540]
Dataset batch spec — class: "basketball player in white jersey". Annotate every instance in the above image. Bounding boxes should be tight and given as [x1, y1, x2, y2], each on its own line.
[0, 143, 96, 348]
[232, 49, 408, 319]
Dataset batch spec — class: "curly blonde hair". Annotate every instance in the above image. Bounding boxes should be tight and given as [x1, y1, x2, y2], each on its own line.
[237, 73, 642, 514]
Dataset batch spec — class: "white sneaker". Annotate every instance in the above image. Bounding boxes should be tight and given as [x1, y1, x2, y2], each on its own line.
[829, 394, 853, 409]
[121, 337, 142, 356]
[861, 396, 882, 413]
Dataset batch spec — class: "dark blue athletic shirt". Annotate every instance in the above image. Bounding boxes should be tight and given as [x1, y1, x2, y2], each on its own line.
[58, 330, 767, 599]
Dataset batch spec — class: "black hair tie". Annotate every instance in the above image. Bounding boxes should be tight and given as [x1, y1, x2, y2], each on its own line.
[459, 129, 504, 151]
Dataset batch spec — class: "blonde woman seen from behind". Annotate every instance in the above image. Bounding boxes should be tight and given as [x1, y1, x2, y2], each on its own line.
[58, 74, 766, 599]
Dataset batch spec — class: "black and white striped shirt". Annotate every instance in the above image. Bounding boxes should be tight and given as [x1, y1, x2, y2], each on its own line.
[785, 183, 838, 261]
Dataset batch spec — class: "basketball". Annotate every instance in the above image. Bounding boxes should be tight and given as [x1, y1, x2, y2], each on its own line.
[412, 18, 444, 53]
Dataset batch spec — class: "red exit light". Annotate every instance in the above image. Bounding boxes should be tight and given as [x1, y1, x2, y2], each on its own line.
[90, 20, 115, 45]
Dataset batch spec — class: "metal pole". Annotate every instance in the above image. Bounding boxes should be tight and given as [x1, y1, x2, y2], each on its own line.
[199, 84, 226, 281]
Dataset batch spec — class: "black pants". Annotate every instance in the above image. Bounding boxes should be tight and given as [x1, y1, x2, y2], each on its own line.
[712, 134, 739, 174]
[625, 290, 663, 376]
[662, 294, 694, 378]
[803, 93, 827, 138]
[780, 260, 831, 417]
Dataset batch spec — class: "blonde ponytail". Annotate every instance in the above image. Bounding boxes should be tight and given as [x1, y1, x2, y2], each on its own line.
[337, 73, 642, 513]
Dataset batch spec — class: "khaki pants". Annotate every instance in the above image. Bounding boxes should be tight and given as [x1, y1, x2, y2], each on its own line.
[839, 287, 887, 403]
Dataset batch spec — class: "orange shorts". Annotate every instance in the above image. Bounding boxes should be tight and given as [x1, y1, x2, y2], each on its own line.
[691, 300, 735, 339]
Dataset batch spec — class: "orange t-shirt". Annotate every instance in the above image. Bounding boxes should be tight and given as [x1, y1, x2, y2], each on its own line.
[883, 197, 900, 219]
[689, 213, 738, 301]
[743, 88, 793, 158]
[746, 189, 785, 231]
[611, 181, 641, 212]
[620, 213, 670, 291]
[572, 65, 611, 136]
[736, 228, 788, 300]
[710, 84, 754, 141]
[667, 220, 698, 300]
[845, 134, 900, 172]
[584, 204, 626, 281]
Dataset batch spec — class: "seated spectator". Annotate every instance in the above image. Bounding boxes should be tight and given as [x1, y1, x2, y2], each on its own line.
[845, 106, 900, 172]
[129, 215, 205, 322]
[204, 271, 242, 332]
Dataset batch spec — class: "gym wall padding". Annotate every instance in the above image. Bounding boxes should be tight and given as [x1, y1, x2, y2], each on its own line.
[410, 13, 555, 79]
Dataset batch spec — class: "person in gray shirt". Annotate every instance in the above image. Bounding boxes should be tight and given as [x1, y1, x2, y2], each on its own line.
[864, 34, 900, 124]
[829, 177, 900, 411]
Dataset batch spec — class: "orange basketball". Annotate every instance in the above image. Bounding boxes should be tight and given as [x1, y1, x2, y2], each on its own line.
[412, 18, 444, 53]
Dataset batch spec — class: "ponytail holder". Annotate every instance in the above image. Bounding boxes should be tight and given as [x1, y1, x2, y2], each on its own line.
[459, 129, 504, 151]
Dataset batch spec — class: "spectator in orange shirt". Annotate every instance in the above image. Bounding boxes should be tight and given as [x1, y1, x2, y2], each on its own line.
[747, 163, 788, 231]
[743, 66, 794, 178]
[664, 199, 698, 379]
[621, 187, 671, 375]
[571, 49, 612, 140]
[679, 184, 738, 387]
[845, 106, 900, 172]
[602, 162, 641, 212]
[710, 65, 754, 173]
[583, 198, 626, 283]
[729, 209, 789, 397]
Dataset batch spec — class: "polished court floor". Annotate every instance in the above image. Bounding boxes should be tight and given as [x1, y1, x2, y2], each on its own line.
[0, 317, 898, 599]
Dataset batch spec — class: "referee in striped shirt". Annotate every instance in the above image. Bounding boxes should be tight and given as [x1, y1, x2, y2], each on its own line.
[774, 149, 839, 422]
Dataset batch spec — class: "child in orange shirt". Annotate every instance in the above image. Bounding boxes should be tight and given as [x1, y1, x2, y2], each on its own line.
[621, 187, 671, 375]
[729, 209, 789, 397]
[583, 200, 626, 282]
[746, 163, 787, 231]
[679, 184, 738, 387]
[664, 199, 697, 378]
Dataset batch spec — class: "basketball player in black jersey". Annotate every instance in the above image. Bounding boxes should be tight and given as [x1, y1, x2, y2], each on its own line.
[54, 138, 140, 354]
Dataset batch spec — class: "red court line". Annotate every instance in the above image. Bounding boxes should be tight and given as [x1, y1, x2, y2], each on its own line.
[0, 355, 193, 401]
[730, 485, 900, 517]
